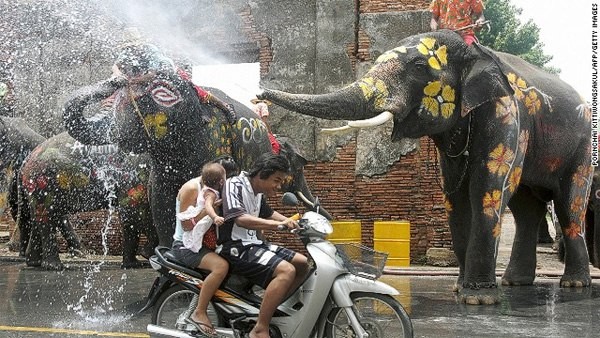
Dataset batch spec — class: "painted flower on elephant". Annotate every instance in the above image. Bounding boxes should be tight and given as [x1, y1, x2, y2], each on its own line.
[483, 190, 502, 219]
[570, 195, 585, 215]
[573, 164, 592, 188]
[125, 184, 146, 207]
[565, 222, 582, 239]
[507, 73, 527, 100]
[487, 143, 514, 176]
[143, 112, 168, 139]
[421, 81, 455, 118]
[508, 167, 522, 193]
[444, 197, 453, 213]
[524, 91, 541, 115]
[495, 96, 517, 125]
[417, 37, 447, 70]
[0, 192, 7, 210]
[518, 130, 529, 154]
[357, 77, 388, 109]
[492, 222, 501, 238]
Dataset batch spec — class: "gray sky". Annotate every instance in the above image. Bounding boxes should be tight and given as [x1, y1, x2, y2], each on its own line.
[509, 0, 592, 101]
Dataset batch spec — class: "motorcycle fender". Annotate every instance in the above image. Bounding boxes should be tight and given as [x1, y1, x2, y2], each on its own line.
[136, 276, 173, 315]
[330, 274, 399, 307]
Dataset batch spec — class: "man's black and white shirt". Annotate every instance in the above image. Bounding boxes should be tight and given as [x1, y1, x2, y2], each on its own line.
[217, 171, 274, 252]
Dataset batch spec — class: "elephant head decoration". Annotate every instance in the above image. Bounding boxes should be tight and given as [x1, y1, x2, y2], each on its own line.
[258, 30, 593, 304]
[63, 43, 329, 249]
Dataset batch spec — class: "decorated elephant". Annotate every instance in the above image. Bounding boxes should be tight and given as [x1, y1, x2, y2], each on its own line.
[0, 116, 83, 256]
[21, 131, 158, 269]
[62, 44, 329, 249]
[258, 30, 593, 304]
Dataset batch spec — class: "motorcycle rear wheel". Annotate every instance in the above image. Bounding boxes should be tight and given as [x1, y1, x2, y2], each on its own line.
[151, 284, 220, 330]
[325, 292, 413, 338]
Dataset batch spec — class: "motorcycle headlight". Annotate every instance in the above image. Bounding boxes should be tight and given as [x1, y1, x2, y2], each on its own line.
[300, 211, 333, 235]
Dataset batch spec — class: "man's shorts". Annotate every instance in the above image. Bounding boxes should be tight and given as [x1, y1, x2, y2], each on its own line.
[220, 242, 296, 288]
[171, 240, 212, 268]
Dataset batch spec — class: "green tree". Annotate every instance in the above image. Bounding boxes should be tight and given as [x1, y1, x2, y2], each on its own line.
[477, 0, 560, 74]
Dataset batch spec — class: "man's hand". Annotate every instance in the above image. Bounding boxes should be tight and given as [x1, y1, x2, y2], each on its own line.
[279, 217, 299, 230]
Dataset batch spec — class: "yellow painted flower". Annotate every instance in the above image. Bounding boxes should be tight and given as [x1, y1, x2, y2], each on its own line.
[71, 172, 89, 188]
[483, 190, 502, 218]
[357, 77, 389, 109]
[417, 37, 448, 70]
[57, 172, 70, 189]
[492, 222, 502, 238]
[375, 51, 398, 63]
[508, 167, 522, 193]
[507, 73, 527, 100]
[144, 112, 168, 139]
[421, 81, 455, 118]
[495, 96, 516, 125]
[524, 91, 541, 115]
[487, 143, 515, 176]
[444, 197, 453, 213]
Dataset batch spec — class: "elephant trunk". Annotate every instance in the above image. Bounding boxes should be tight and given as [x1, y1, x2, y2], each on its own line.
[63, 78, 125, 145]
[258, 84, 378, 121]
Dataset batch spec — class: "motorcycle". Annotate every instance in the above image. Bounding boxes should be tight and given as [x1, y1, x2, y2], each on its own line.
[141, 192, 413, 338]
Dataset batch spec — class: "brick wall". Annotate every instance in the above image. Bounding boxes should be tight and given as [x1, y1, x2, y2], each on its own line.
[360, 0, 430, 13]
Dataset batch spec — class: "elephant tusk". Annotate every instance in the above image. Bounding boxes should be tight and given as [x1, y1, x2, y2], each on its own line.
[296, 191, 315, 208]
[320, 111, 394, 134]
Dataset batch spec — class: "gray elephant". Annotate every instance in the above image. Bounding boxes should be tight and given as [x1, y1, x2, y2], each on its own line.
[20, 131, 158, 269]
[0, 116, 83, 256]
[62, 43, 329, 250]
[259, 30, 593, 304]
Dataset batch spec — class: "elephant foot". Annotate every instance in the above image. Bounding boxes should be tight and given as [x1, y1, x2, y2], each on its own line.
[69, 248, 87, 258]
[457, 282, 499, 305]
[121, 258, 144, 269]
[40, 259, 65, 271]
[501, 270, 535, 286]
[560, 271, 591, 288]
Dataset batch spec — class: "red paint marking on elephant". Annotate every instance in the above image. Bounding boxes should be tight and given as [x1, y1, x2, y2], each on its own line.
[148, 80, 182, 107]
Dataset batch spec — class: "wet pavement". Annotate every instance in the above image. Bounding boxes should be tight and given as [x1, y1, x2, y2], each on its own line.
[1, 213, 599, 337]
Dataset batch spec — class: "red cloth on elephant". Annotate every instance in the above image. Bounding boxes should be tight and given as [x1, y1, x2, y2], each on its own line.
[176, 68, 210, 102]
[269, 133, 280, 154]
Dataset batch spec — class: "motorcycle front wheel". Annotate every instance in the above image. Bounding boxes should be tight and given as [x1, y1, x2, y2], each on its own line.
[151, 284, 220, 330]
[325, 292, 413, 338]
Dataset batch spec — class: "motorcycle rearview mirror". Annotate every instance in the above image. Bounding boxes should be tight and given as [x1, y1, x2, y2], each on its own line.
[282, 192, 299, 206]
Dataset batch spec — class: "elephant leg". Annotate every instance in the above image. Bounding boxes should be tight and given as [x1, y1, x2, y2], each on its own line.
[58, 217, 84, 257]
[119, 209, 143, 269]
[537, 211, 554, 244]
[502, 186, 546, 285]
[553, 170, 592, 287]
[445, 187, 472, 293]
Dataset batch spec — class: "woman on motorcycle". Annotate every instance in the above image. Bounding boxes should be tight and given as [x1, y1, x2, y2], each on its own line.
[171, 156, 238, 337]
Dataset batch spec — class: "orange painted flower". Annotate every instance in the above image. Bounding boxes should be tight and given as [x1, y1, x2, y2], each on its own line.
[564, 222, 582, 239]
[518, 130, 529, 154]
[483, 190, 502, 218]
[570, 195, 585, 214]
[487, 144, 515, 176]
[573, 165, 592, 188]
[508, 167, 522, 193]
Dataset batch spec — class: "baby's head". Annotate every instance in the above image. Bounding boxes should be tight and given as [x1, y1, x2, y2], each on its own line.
[201, 162, 226, 190]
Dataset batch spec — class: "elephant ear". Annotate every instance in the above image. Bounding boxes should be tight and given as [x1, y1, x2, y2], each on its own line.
[460, 44, 514, 117]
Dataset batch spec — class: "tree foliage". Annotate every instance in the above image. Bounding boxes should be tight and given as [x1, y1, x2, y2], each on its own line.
[477, 0, 559, 74]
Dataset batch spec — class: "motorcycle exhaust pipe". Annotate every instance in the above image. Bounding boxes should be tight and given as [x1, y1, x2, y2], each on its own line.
[147, 324, 236, 338]
[147, 324, 193, 338]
